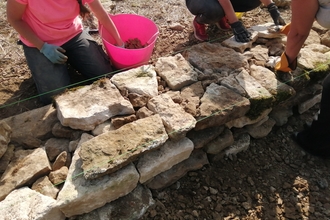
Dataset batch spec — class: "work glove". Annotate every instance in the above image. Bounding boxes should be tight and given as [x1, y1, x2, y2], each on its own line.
[280, 23, 291, 35]
[230, 21, 251, 43]
[267, 3, 286, 26]
[275, 52, 297, 72]
[40, 43, 67, 64]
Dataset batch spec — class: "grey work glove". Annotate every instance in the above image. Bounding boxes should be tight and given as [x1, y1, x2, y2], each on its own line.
[40, 43, 67, 64]
[230, 21, 252, 43]
[267, 3, 286, 26]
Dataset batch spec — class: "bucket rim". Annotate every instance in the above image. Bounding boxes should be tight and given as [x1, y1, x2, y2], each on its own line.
[109, 13, 157, 21]
[100, 13, 159, 50]
[100, 31, 159, 50]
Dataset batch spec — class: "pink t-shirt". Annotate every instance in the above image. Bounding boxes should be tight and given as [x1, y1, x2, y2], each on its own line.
[16, 0, 94, 47]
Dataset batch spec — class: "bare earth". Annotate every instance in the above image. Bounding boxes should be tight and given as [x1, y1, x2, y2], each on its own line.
[1, 1, 330, 219]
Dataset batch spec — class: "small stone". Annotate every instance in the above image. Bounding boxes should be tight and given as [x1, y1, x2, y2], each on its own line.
[209, 187, 218, 195]
[242, 202, 252, 210]
[317, 178, 328, 189]
[192, 210, 199, 217]
[169, 23, 184, 31]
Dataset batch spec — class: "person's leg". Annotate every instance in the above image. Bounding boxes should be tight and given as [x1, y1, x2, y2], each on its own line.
[294, 74, 330, 158]
[302, 74, 330, 134]
[186, 0, 261, 22]
[186, 0, 225, 41]
[318, 74, 330, 123]
[62, 30, 113, 80]
[230, 0, 261, 12]
[186, 0, 225, 24]
[22, 44, 70, 104]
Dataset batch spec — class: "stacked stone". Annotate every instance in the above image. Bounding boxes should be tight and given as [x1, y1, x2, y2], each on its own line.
[0, 22, 329, 219]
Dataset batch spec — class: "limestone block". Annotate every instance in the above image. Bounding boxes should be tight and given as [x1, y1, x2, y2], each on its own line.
[196, 83, 250, 130]
[57, 147, 139, 217]
[79, 114, 168, 179]
[155, 53, 198, 90]
[147, 93, 196, 140]
[111, 64, 159, 97]
[0, 148, 51, 201]
[137, 137, 194, 183]
[1, 105, 58, 144]
[55, 78, 135, 131]
[182, 42, 249, 72]
[0, 187, 65, 220]
[0, 121, 11, 158]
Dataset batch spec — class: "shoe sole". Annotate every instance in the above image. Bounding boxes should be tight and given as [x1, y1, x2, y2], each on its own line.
[193, 30, 207, 41]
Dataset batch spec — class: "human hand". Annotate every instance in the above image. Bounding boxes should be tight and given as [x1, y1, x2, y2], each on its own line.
[267, 3, 286, 26]
[230, 21, 252, 43]
[275, 52, 297, 72]
[117, 42, 125, 48]
[40, 43, 67, 64]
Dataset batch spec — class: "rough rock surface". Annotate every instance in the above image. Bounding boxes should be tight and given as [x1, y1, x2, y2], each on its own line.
[1, 0, 330, 219]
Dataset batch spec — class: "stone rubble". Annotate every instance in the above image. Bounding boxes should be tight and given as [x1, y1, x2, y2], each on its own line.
[0, 22, 329, 219]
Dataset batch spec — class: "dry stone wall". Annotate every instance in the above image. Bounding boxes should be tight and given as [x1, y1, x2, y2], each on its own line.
[0, 22, 329, 219]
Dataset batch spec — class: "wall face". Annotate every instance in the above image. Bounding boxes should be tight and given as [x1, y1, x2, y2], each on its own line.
[0, 23, 329, 219]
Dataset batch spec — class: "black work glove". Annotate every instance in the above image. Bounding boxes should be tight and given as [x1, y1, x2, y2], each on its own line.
[230, 21, 252, 43]
[267, 3, 286, 26]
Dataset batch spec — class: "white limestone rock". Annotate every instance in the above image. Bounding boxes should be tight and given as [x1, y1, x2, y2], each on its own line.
[55, 78, 135, 131]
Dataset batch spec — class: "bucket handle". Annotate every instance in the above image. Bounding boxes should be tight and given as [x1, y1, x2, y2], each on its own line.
[146, 32, 159, 45]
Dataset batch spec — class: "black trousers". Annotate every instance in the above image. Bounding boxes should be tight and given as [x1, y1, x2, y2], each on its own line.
[186, 0, 261, 24]
[22, 30, 112, 104]
[319, 73, 330, 123]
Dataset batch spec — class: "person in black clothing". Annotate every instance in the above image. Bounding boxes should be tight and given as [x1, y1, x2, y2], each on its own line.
[185, 0, 285, 42]
[275, 0, 330, 157]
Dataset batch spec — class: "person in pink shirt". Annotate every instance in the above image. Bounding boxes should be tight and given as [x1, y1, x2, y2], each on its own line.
[6, 0, 124, 104]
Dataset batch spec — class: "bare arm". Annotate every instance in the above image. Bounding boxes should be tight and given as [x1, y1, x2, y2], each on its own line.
[88, 0, 124, 46]
[218, 0, 238, 24]
[285, 0, 318, 63]
[6, 0, 44, 50]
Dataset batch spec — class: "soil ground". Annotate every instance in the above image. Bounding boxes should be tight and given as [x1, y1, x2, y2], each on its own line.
[1, 1, 330, 220]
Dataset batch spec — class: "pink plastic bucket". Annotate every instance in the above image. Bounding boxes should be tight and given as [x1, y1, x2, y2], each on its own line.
[100, 14, 159, 70]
